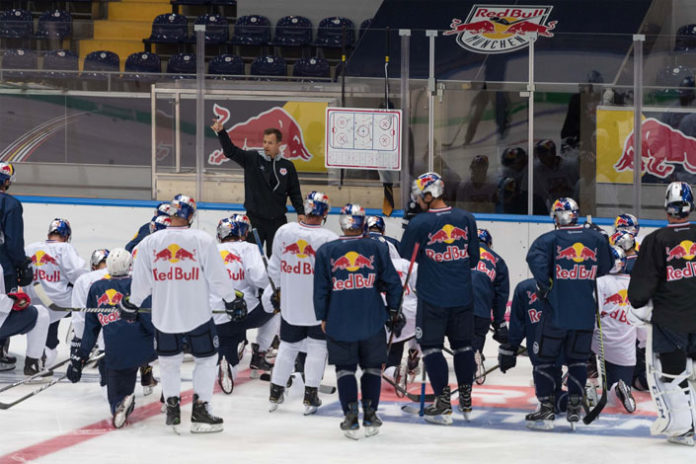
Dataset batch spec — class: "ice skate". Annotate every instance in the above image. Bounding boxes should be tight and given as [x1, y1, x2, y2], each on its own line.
[0, 351, 15, 371]
[218, 357, 234, 395]
[250, 343, 274, 379]
[668, 428, 695, 446]
[140, 365, 157, 396]
[457, 384, 472, 420]
[340, 403, 360, 440]
[475, 351, 486, 385]
[525, 397, 555, 431]
[112, 394, 135, 429]
[165, 396, 181, 433]
[303, 386, 321, 415]
[424, 386, 453, 425]
[584, 380, 599, 408]
[362, 400, 382, 438]
[269, 383, 285, 412]
[23, 357, 51, 380]
[615, 379, 636, 413]
[566, 395, 583, 430]
[406, 348, 420, 382]
[191, 394, 223, 433]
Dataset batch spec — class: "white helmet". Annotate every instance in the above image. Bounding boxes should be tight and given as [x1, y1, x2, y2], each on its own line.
[550, 197, 579, 226]
[609, 246, 627, 274]
[411, 172, 444, 200]
[106, 248, 132, 276]
[665, 181, 694, 218]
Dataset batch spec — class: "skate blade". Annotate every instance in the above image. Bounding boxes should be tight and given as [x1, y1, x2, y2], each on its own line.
[668, 435, 695, 446]
[458, 409, 471, 421]
[343, 428, 361, 440]
[269, 402, 280, 413]
[364, 426, 380, 438]
[569, 421, 577, 431]
[424, 414, 453, 425]
[303, 405, 318, 416]
[191, 422, 224, 434]
[142, 385, 154, 397]
[526, 420, 554, 431]
[623, 398, 636, 414]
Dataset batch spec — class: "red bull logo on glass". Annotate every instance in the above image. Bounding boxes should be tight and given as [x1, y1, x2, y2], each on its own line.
[444, 5, 557, 55]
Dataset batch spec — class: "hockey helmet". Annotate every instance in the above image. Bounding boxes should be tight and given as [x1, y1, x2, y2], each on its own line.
[609, 245, 627, 274]
[90, 249, 110, 270]
[155, 202, 171, 217]
[665, 181, 694, 218]
[304, 191, 330, 218]
[366, 216, 386, 234]
[501, 147, 527, 168]
[170, 194, 197, 224]
[534, 139, 557, 159]
[478, 228, 493, 247]
[613, 213, 640, 236]
[48, 218, 72, 241]
[411, 172, 444, 200]
[550, 197, 579, 226]
[0, 162, 15, 185]
[339, 203, 366, 232]
[106, 248, 132, 277]
[217, 214, 251, 241]
[609, 230, 636, 252]
[149, 215, 171, 234]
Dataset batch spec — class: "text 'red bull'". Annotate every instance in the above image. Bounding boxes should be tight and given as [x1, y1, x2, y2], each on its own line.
[281, 260, 314, 275]
[600, 308, 629, 325]
[667, 262, 696, 282]
[476, 260, 496, 281]
[332, 273, 376, 291]
[555, 264, 597, 280]
[425, 246, 469, 262]
[528, 308, 542, 323]
[98, 311, 120, 327]
[33, 269, 60, 283]
[153, 267, 200, 281]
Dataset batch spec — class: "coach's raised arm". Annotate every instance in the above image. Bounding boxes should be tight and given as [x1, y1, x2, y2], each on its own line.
[211, 119, 305, 256]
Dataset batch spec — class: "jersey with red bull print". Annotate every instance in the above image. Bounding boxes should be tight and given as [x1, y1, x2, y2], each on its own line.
[627, 222, 696, 332]
[314, 235, 402, 342]
[125, 222, 150, 253]
[472, 243, 510, 324]
[130, 226, 240, 333]
[211, 240, 268, 325]
[383, 258, 418, 343]
[508, 279, 544, 362]
[70, 267, 109, 338]
[25, 241, 87, 308]
[268, 221, 338, 326]
[526, 226, 612, 330]
[81, 276, 155, 370]
[399, 206, 479, 308]
[594, 274, 638, 366]
[217, 131, 304, 220]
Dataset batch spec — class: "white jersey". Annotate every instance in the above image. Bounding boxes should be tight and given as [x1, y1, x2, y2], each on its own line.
[385, 258, 417, 343]
[593, 274, 636, 366]
[130, 226, 239, 333]
[70, 268, 109, 338]
[267, 222, 338, 326]
[0, 263, 16, 328]
[25, 240, 87, 308]
[211, 241, 268, 325]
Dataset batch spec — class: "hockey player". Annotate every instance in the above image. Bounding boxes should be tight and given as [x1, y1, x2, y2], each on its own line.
[314, 204, 402, 438]
[525, 197, 612, 430]
[66, 249, 156, 428]
[25, 218, 87, 370]
[613, 213, 640, 237]
[399, 172, 480, 425]
[128, 194, 247, 433]
[212, 214, 272, 393]
[267, 191, 338, 414]
[610, 229, 638, 274]
[627, 182, 696, 446]
[125, 202, 171, 252]
[471, 228, 509, 382]
[593, 246, 638, 413]
[0, 264, 49, 376]
[367, 216, 401, 249]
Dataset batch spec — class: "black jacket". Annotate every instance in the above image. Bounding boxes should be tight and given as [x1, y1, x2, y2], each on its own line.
[218, 131, 304, 220]
[0, 192, 24, 280]
[628, 222, 696, 332]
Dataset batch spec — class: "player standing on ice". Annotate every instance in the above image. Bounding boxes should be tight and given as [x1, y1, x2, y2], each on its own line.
[525, 197, 612, 430]
[266, 192, 337, 414]
[627, 182, 696, 446]
[314, 204, 402, 439]
[399, 172, 479, 425]
[128, 194, 247, 433]
[125, 202, 171, 252]
[67, 248, 156, 429]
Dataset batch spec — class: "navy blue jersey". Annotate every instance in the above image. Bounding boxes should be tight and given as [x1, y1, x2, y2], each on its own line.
[509, 279, 545, 359]
[399, 206, 479, 307]
[527, 225, 612, 330]
[125, 222, 150, 252]
[625, 253, 637, 274]
[0, 193, 24, 280]
[314, 235, 402, 342]
[472, 244, 510, 324]
[80, 276, 155, 369]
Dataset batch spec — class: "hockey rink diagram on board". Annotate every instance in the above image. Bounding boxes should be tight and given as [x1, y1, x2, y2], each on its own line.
[325, 107, 402, 170]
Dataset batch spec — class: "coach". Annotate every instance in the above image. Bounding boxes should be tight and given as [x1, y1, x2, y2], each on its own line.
[211, 119, 305, 256]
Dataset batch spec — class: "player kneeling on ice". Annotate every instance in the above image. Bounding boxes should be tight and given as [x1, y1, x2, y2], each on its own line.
[212, 214, 273, 394]
[314, 204, 402, 439]
[128, 194, 247, 433]
[67, 248, 156, 428]
[627, 182, 696, 446]
[525, 198, 612, 430]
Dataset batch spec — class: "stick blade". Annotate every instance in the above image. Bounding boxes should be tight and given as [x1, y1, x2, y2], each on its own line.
[582, 392, 607, 424]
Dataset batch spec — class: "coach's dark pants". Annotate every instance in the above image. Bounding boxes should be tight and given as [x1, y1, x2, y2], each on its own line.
[247, 214, 287, 257]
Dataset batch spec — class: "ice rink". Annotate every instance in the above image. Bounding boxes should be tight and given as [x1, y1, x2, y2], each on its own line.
[0, 326, 692, 464]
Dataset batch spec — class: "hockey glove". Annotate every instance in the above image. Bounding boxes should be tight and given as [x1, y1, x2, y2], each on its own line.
[118, 296, 139, 322]
[627, 301, 652, 328]
[492, 322, 509, 344]
[70, 337, 82, 360]
[498, 344, 518, 373]
[66, 354, 85, 383]
[225, 290, 247, 322]
[385, 308, 406, 338]
[270, 288, 281, 314]
[16, 256, 34, 287]
[7, 291, 30, 311]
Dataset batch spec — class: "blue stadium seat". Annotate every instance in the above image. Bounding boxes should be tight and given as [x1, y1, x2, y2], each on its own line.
[315, 17, 354, 49]
[676, 24, 696, 52]
[250, 55, 286, 78]
[293, 56, 329, 79]
[192, 13, 228, 44]
[43, 49, 78, 78]
[143, 13, 188, 52]
[124, 51, 161, 81]
[359, 18, 372, 38]
[1, 49, 37, 79]
[230, 15, 271, 46]
[272, 15, 312, 47]
[208, 54, 244, 77]
[0, 9, 33, 39]
[35, 10, 73, 40]
[167, 52, 196, 78]
[83, 50, 120, 79]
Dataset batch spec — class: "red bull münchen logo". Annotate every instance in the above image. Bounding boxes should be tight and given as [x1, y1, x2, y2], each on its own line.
[444, 5, 557, 54]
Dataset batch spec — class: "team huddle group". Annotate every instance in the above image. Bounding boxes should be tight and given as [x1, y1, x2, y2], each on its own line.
[2, 170, 696, 444]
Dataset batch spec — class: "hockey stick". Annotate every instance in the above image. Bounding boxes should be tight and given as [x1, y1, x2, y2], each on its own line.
[0, 358, 71, 394]
[582, 280, 608, 424]
[386, 242, 420, 358]
[0, 353, 105, 410]
[258, 372, 336, 394]
[252, 228, 278, 293]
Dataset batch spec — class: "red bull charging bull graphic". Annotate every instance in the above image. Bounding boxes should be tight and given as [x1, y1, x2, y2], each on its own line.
[281, 240, 317, 275]
[152, 244, 200, 281]
[444, 5, 557, 54]
[665, 240, 696, 281]
[526, 291, 542, 322]
[220, 250, 245, 281]
[425, 224, 469, 262]
[476, 247, 497, 281]
[330, 251, 376, 291]
[601, 289, 630, 324]
[96, 289, 125, 326]
[555, 243, 598, 280]
[31, 250, 60, 282]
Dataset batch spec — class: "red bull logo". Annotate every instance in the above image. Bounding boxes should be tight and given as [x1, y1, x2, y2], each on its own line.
[220, 250, 245, 281]
[615, 118, 696, 179]
[331, 251, 376, 291]
[479, 248, 498, 264]
[31, 250, 58, 267]
[208, 104, 314, 165]
[31, 251, 60, 282]
[153, 244, 197, 263]
[427, 224, 468, 245]
[665, 240, 696, 262]
[603, 289, 629, 307]
[475, 251, 497, 281]
[526, 291, 539, 305]
[283, 240, 316, 259]
[528, 308, 542, 323]
[444, 5, 557, 55]
[96, 288, 124, 307]
[220, 250, 243, 264]
[556, 243, 598, 263]
[281, 240, 317, 275]
[666, 240, 696, 281]
[152, 244, 200, 281]
[97, 310, 121, 326]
